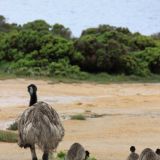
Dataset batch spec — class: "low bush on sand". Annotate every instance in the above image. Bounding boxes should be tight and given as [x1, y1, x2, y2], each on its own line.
[71, 114, 86, 120]
[0, 130, 18, 143]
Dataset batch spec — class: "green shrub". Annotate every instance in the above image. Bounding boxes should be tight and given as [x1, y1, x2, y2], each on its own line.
[0, 130, 18, 143]
[149, 55, 160, 74]
[49, 59, 88, 79]
[7, 121, 18, 131]
[119, 54, 150, 76]
[0, 15, 159, 78]
[52, 23, 72, 39]
[132, 35, 156, 50]
[71, 114, 86, 120]
[133, 47, 160, 75]
[57, 151, 66, 159]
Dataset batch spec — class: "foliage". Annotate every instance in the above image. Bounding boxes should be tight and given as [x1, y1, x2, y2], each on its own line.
[149, 55, 160, 74]
[133, 47, 160, 74]
[23, 20, 50, 34]
[118, 54, 149, 76]
[57, 151, 66, 159]
[7, 121, 18, 131]
[151, 32, 160, 40]
[0, 15, 160, 78]
[71, 114, 86, 120]
[74, 24, 156, 74]
[0, 130, 18, 143]
[52, 23, 72, 39]
[0, 15, 19, 32]
[53, 151, 97, 160]
[49, 59, 87, 78]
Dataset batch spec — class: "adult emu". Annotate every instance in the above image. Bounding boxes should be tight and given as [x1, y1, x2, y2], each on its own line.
[65, 143, 90, 160]
[18, 84, 65, 160]
[126, 146, 139, 160]
[139, 148, 160, 160]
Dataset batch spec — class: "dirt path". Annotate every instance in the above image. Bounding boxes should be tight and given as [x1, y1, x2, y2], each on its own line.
[0, 79, 160, 160]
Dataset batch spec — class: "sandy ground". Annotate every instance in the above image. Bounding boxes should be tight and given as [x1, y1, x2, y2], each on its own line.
[1, 79, 160, 160]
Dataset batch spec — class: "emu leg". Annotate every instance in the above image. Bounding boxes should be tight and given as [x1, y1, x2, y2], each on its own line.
[30, 145, 38, 160]
[42, 151, 49, 160]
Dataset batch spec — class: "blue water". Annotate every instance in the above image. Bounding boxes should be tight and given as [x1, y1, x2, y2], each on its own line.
[0, 0, 160, 36]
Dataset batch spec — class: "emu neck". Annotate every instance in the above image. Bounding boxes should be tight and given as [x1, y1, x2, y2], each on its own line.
[29, 93, 37, 106]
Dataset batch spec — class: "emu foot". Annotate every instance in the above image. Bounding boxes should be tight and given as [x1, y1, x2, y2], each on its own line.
[32, 157, 38, 160]
[42, 153, 49, 160]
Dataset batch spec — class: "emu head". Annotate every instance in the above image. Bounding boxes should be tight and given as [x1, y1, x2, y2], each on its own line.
[130, 146, 136, 153]
[156, 148, 160, 155]
[28, 84, 37, 96]
[28, 84, 37, 106]
[85, 150, 90, 159]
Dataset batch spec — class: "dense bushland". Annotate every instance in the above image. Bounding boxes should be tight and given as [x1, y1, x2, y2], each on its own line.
[0, 15, 160, 79]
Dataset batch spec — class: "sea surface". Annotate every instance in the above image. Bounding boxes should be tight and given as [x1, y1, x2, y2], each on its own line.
[0, 0, 160, 36]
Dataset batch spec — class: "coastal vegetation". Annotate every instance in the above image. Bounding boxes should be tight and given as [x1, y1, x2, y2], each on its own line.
[71, 114, 86, 120]
[0, 130, 17, 143]
[0, 15, 160, 82]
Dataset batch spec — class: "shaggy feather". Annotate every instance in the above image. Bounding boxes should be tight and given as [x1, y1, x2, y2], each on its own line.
[139, 148, 160, 160]
[18, 101, 64, 151]
[126, 146, 139, 160]
[65, 143, 86, 160]
[127, 152, 139, 160]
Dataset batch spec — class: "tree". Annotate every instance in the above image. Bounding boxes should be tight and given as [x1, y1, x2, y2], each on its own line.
[52, 23, 72, 39]
[23, 20, 51, 34]
[0, 15, 17, 32]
